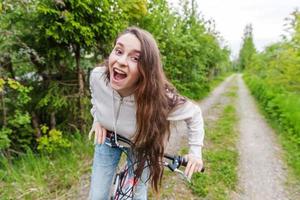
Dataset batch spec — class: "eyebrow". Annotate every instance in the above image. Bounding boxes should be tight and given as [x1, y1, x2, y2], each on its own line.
[116, 42, 141, 54]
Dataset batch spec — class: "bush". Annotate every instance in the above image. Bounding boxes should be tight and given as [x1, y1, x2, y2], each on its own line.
[37, 125, 71, 153]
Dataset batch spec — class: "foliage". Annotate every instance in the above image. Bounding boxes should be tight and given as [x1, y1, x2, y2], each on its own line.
[0, 0, 147, 155]
[37, 125, 71, 153]
[138, 0, 231, 99]
[0, 127, 12, 150]
[36, 0, 130, 56]
[0, 78, 33, 153]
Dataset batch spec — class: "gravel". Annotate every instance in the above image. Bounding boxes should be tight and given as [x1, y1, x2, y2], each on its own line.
[233, 74, 289, 200]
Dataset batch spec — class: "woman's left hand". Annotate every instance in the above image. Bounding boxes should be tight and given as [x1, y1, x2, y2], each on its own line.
[184, 154, 204, 180]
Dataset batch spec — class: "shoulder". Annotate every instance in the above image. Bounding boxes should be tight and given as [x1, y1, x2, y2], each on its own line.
[165, 86, 186, 108]
[90, 66, 108, 89]
[91, 65, 106, 75]
[168, 100, 202, 120]
[175, 100, 201, 113]
[90, 66, 107, 81]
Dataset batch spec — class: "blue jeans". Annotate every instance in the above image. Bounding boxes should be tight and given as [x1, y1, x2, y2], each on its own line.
[89, 142, 149, 200]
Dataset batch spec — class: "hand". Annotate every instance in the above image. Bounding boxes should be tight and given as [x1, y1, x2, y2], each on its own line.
[88, 122, 107, 144]
[184, 154, 204, 180]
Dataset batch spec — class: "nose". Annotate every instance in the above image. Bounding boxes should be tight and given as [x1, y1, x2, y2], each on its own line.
[117, 54, 128, 66]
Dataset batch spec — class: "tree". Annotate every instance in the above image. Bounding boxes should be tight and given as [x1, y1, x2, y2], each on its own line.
[0, 0, 147, 154]
[238, 24, 256, 70]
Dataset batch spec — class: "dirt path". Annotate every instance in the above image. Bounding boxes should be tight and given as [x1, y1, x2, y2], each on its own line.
[233, 74, 289, 200]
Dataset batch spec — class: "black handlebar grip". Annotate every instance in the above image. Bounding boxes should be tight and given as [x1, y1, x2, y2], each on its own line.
[180, 156, 205, 173]
[201, 166, 205, 172]
[180, 156, 188, 167]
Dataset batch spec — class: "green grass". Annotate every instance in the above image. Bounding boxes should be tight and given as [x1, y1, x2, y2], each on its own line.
[225, 86, 238, 98]
[0, 133, 94, 200]
[189, 104, 239, 199]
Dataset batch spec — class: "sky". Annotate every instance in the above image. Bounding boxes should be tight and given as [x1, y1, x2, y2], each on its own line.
[168, 0, 299, 58]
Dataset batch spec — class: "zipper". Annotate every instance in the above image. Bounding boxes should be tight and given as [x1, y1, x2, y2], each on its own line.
[115, 97, 123, 126]
[112, 91, 123, 134]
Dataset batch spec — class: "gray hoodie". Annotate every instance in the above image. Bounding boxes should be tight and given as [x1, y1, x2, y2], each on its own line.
[89, 67, 204, 159]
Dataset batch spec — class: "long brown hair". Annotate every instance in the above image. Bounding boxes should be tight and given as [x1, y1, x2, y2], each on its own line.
[105, 27, 186, 192]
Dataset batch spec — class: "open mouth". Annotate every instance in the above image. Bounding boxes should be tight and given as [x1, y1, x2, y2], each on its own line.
[113, 68, 127, 81]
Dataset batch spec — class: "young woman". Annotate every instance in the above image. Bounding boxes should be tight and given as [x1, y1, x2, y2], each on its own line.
[88, 26, 204, 199]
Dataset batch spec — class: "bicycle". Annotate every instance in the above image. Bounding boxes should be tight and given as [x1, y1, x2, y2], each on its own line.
[105, 131, 204, 200]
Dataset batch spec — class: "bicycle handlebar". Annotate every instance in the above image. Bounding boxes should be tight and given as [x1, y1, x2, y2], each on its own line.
[106, 131, 204, 173]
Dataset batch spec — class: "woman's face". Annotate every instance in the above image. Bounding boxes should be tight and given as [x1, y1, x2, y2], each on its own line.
[108, 33, 141, 97]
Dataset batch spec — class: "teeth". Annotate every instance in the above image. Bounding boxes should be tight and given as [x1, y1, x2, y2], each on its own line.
[114, 68, 126, 75]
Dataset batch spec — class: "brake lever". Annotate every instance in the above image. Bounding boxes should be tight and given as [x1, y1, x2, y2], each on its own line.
[174, 168, 191, 183]
[164, 161, 191, 183]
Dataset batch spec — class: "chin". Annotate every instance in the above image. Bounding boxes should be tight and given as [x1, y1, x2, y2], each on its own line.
[110, 81, 123, 92]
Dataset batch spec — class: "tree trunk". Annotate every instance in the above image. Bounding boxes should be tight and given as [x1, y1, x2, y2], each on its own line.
[31, 111, 41, 138]
[75, 44, 85, 133]
[50, 111, 56, 129]
[1, 91, 7, 127]
[2, 54, 15, 79]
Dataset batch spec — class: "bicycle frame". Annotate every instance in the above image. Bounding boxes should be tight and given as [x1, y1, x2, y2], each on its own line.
[105, 132, 137, 200]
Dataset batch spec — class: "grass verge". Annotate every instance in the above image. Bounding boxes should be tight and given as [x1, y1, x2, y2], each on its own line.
[0, 133, 93, 200]
[190, 103, 239, 200]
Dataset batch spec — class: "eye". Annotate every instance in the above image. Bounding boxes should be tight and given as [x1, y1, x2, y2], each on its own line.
[114, 48, 123, 56]
[131, 56, 140, 62]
